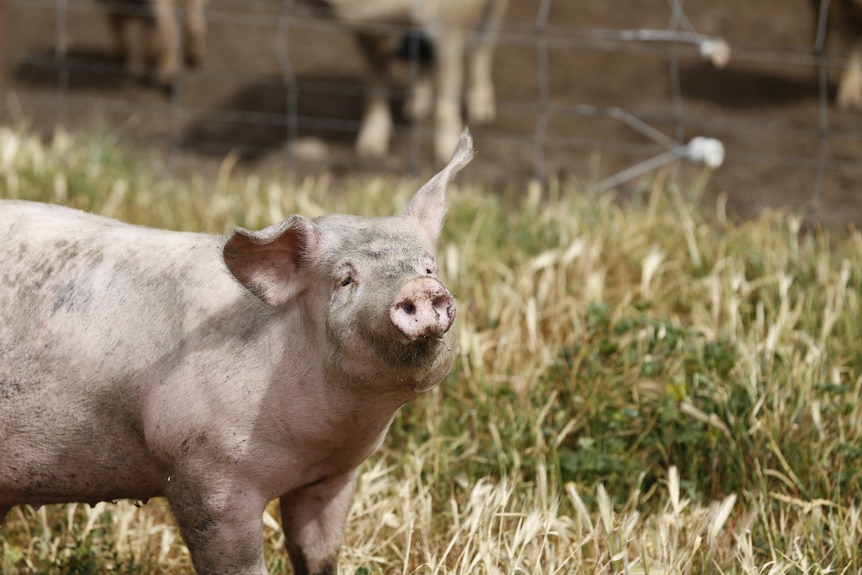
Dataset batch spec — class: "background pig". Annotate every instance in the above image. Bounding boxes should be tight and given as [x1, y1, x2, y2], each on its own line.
[319, 0, 508, 163]
[813, 0, 862, 110]
[99, 0, 207, 88]
[0, 131, 472, 575]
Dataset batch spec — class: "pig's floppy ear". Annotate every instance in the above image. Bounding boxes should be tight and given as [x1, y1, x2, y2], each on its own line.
[223, 215, 319, 307]
[402, 128, 474, 243]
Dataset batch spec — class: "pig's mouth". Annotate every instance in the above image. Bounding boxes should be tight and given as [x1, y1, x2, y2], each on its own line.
[395, 332, 440, 357]
[361, 308, 455, 372]
[376, 326, 447, 365]
[326, 323, 454, 395]
[388, 331, 457, 393]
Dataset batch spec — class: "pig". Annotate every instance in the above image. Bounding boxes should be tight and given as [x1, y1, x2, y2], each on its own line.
[813, 0, 862, 110]
[319, 0, 508, 163]
[0, 131, 473, 575]
[99, 0, 207, 88]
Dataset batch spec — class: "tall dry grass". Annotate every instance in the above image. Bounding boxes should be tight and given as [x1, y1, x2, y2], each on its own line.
[0, 127, 860, 574]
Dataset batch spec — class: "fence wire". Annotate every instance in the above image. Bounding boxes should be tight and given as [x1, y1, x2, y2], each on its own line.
[1, 0, 861, 218]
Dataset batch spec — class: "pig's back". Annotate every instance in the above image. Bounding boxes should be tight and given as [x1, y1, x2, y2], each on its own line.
[0, 200, 222, 353]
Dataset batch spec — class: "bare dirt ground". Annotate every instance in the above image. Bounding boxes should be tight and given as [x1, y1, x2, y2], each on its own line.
[1, 0, 861, 229]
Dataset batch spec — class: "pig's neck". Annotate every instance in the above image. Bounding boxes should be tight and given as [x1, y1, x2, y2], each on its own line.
[257, 308, 413, 485]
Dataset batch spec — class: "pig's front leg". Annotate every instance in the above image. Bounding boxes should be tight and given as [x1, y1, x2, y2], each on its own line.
[354, 33, 394, 159]
[433, 28, 468, 164]
[166, 479, 269, 575]
[838, 44, 862, 110]
[280, 469, 360, 575]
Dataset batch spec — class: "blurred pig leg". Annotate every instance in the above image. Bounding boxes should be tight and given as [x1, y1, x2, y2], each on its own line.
[355, 33, 394, 159]
[183, 0, 207, 67]
[434, 27, 467, 163]
[405, 62, 434, 122]
[838, 45, 862, 109]
[467, 0, 508, 124]
[147, 0, 178, 86]
[106, 5, 130, 64]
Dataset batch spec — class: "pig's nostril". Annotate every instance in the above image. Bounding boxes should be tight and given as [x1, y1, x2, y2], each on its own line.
[433, 295, 451, 313]
[401, 301, 416, 315]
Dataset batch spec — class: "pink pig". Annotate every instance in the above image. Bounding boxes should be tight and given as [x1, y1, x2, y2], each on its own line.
[0, 131, 473, 575]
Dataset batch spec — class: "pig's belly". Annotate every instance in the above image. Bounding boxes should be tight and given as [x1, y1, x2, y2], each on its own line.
[0, 395, 167, 507]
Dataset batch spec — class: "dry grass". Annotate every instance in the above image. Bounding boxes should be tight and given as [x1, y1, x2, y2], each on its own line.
[1, 127, 860, 574]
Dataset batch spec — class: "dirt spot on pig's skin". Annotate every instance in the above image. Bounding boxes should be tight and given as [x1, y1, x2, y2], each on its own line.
[0, 380, 25, 401]
[53, 278, 94, 313]
[4, 466, 62, 499]
[178, 434, 209, 458]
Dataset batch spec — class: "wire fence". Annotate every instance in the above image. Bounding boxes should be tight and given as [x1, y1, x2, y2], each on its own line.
[1, 0, 861, 222]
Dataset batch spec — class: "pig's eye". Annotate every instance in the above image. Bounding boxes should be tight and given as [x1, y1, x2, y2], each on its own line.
[339, 276, 353, 287]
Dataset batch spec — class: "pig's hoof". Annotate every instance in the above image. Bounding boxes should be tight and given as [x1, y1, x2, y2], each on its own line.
[185, 37, 206, 68]
[146, 67, 176, 95]
[357, 104, 393, 159]
[838, 66, 862, 111]
[468, 88, 496, 124]
[838, 85, 862, 111]
[434, 128, 462, 165]
[356, 133, 388, 159]
[356, 129, 389, 159]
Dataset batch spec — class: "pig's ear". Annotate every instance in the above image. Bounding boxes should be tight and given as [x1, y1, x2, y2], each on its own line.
[223, 215, 320, 307]
[402, 128, 474, 242]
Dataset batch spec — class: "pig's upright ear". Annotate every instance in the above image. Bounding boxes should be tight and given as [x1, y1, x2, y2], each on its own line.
[223, 215, 320, 307]
[402, 129, 474, 243]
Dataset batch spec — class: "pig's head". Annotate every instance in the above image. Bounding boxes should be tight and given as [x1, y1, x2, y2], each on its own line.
[223, 130, 473, 396]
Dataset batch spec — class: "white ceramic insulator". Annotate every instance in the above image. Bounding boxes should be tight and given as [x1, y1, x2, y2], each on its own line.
[687, 137, 725, 169]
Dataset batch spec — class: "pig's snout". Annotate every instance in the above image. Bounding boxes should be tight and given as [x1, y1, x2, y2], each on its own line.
[389, 277, 456, 342]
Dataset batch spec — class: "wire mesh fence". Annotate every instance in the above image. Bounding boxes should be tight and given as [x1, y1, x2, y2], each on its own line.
[1, 0, 861, 225]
